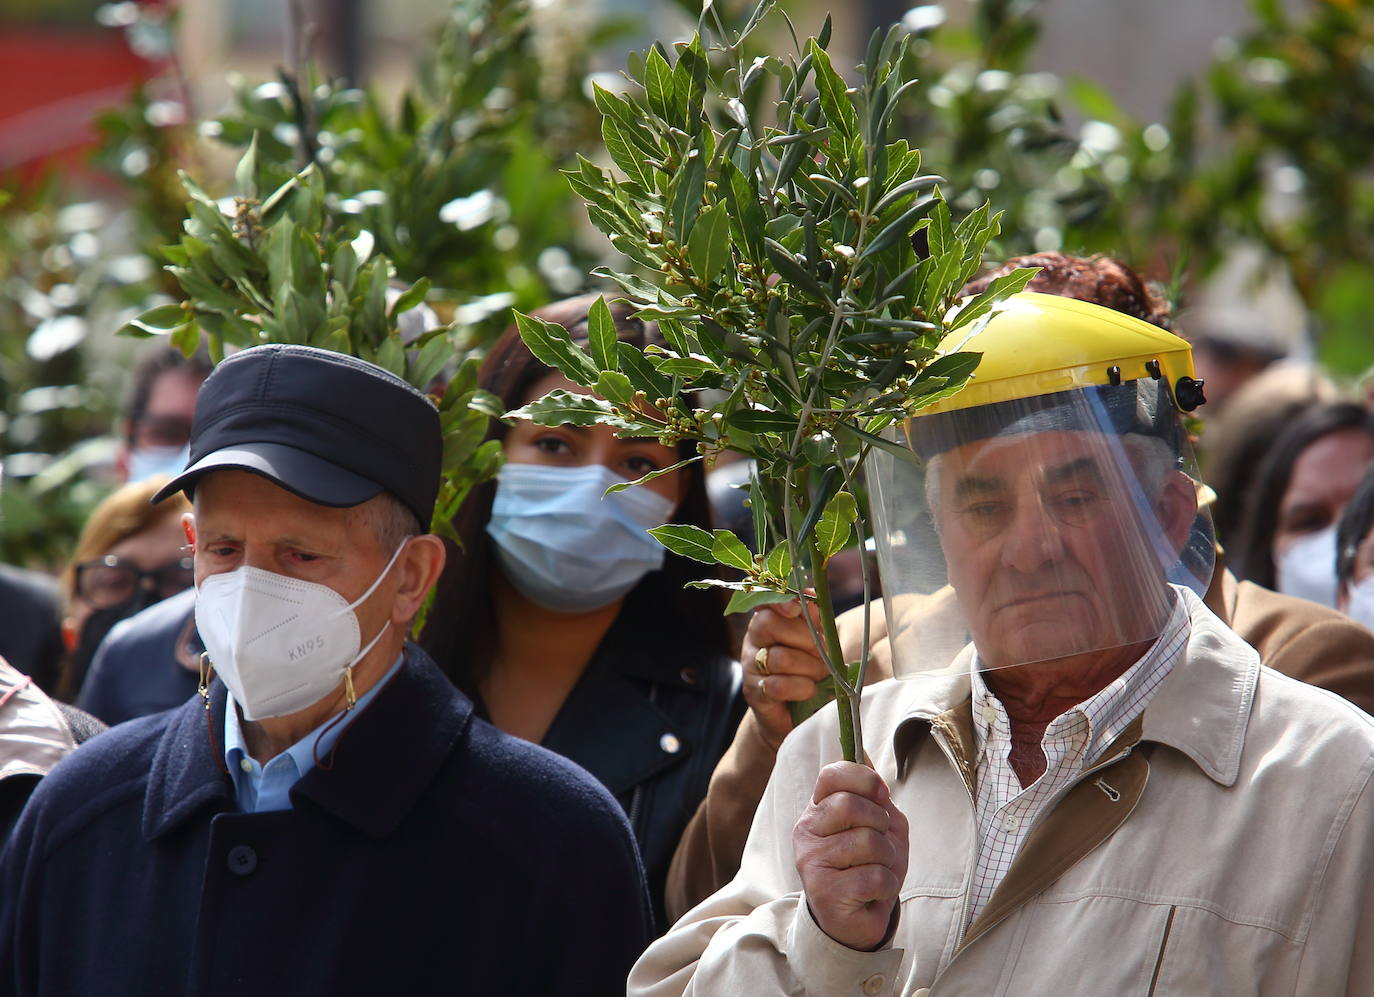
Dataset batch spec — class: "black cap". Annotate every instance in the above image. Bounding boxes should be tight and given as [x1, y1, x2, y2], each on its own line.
[153, 344, 441, 527]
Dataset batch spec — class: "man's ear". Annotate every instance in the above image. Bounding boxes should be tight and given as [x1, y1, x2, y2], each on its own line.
[1158, 470, 1200, 555]
[182, 512, 196, 550]
[390, 535, 447, 626]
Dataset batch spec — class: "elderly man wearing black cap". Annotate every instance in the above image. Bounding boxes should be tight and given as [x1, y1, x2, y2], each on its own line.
[0, 345, 652, 996]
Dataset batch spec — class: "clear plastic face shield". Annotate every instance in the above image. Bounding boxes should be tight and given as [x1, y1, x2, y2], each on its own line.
[868, 377, 1215, 677]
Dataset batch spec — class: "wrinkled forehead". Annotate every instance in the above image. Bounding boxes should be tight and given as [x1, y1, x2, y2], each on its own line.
[935, 429, 1129, 495]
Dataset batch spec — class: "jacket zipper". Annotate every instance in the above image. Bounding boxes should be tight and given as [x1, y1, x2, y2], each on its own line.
[625, 684, 660, 834]
[1146, 905, 1177, 996]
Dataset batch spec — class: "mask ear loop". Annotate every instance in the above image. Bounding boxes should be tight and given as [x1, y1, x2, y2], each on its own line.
[314, 541, 409, 772]
[199, 652, 230, 776]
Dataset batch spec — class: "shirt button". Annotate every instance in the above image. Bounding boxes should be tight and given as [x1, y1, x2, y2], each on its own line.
[239, 757, 254, 774]
[227, 845, 257, 877]
[861, 973, 886, 995]
[659, 733, 681, 754]
[1001, 814, 1020, 832]
[679, 667, 699, 686]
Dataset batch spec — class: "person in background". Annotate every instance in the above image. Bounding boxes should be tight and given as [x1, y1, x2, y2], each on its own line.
[1199, 362, 1339, 554]
[422, 293, 742, 933]
[115, 345, 211, 484]
[1232, 401, 1374, 605]
[1, 344, 650, 995]
[0, 657, 105, 843]
[1336, 464, 1374, 632]
[56, 479, 192, 701]
[0, 566, 64, 699]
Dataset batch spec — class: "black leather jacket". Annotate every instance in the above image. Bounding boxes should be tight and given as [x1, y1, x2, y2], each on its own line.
[480, 613, 743, 934]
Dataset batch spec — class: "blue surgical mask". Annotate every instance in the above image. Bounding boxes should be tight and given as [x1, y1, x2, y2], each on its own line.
[127, 443, 190, 484]
[486, 462, 676, 613]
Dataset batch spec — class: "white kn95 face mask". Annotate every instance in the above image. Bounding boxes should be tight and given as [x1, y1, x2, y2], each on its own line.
[195, 541, 406, 720]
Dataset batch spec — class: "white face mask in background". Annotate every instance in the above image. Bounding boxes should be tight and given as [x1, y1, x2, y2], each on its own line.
[127, 443, 190, 484]
[1275, 524, 1339, 608]
[1345, 575, 1374, 633]
[195, 541, 406, 720]
[486, 462, 676, 613]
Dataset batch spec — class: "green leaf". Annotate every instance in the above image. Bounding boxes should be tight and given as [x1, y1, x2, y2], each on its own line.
[512, 311, 600, 387]
[616, 341, 673, 401]
[648, 523, 716, 563]
[388, 277, 432, 320]
[235, 132, 259, 200]
[127, 303, 190, 332]
[594, 370, 636, 407]
[860, 193, 939, 260]
[687, 201, 732, 283]
[587, 296, 618, 373]
[711, 529, 756, 572]
[947, 268, 1040, 332]
[602, 117, 657, 190]
[797, 465, 844, 548]
[765, 542, 792, 579]
[409, 333, 452, 391]
[504, 389, 614, 427]
[816, 490, 858, 564]
[726, 409, 798, 434]
[604, 454, 703, 494]
[644, 45, 676, 124]
[670, 151, 706, 240]
[808, 39, 858, 140]
[725, 588, 796, 615]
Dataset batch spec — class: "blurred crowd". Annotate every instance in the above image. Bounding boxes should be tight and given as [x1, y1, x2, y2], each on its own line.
[4, 253, 1374, 993]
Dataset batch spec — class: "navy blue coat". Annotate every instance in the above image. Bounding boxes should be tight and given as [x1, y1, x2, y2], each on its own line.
[1, 646, 652, 996]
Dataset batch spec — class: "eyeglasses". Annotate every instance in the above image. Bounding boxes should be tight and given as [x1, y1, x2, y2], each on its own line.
[74, 555, 195, 608]
[131, 414, 193, 450]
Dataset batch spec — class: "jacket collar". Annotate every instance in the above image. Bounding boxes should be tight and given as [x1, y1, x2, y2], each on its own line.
[541, 620, 718, 797]
[890, 586, 1259, 788]
[0, 661, 76, 783]
[142, 644, 471, 841]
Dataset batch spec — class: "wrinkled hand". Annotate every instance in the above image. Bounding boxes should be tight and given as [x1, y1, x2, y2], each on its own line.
[793, 761, 909, 952]
[742, 598, 830, 751]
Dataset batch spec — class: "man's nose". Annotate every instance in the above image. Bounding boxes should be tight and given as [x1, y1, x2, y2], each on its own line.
[999, 496, 1065, 573]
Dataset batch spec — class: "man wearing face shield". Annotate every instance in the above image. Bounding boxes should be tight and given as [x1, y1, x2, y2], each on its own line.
[0, 344, 651, 996]
[630, 294, 1374, 995]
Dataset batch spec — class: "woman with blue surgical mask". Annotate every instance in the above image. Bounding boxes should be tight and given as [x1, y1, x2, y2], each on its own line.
[1233, 401, 1374, 607]
[421, 295, 742, 934]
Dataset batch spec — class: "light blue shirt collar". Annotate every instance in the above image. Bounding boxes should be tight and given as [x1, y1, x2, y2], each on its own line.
[225, 653, 404, 813]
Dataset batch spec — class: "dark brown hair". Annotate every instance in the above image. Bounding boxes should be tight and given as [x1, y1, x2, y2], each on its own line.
[419, 294, 730, 693]
[962, 252, 1171, 329]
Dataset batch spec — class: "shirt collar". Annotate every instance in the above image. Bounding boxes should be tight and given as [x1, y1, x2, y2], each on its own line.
[224, 653, 404, 807]
[895, 585, 1259, 785]
[969, 589, 1188, 757]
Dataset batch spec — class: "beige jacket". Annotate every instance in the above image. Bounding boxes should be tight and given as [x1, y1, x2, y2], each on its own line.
[632, 590, 1374, 995]
[1, 657, 75, 787]
[664, 568, 1374, 920]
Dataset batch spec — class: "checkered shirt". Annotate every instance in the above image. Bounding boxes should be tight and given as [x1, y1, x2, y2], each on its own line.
[963, 589, 1191, 928]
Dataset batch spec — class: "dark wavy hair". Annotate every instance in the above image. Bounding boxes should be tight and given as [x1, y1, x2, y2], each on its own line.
[1337, 464, 1374, 593]
[1232, 402, 1374, 589]
[420, 294, 730, 694]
